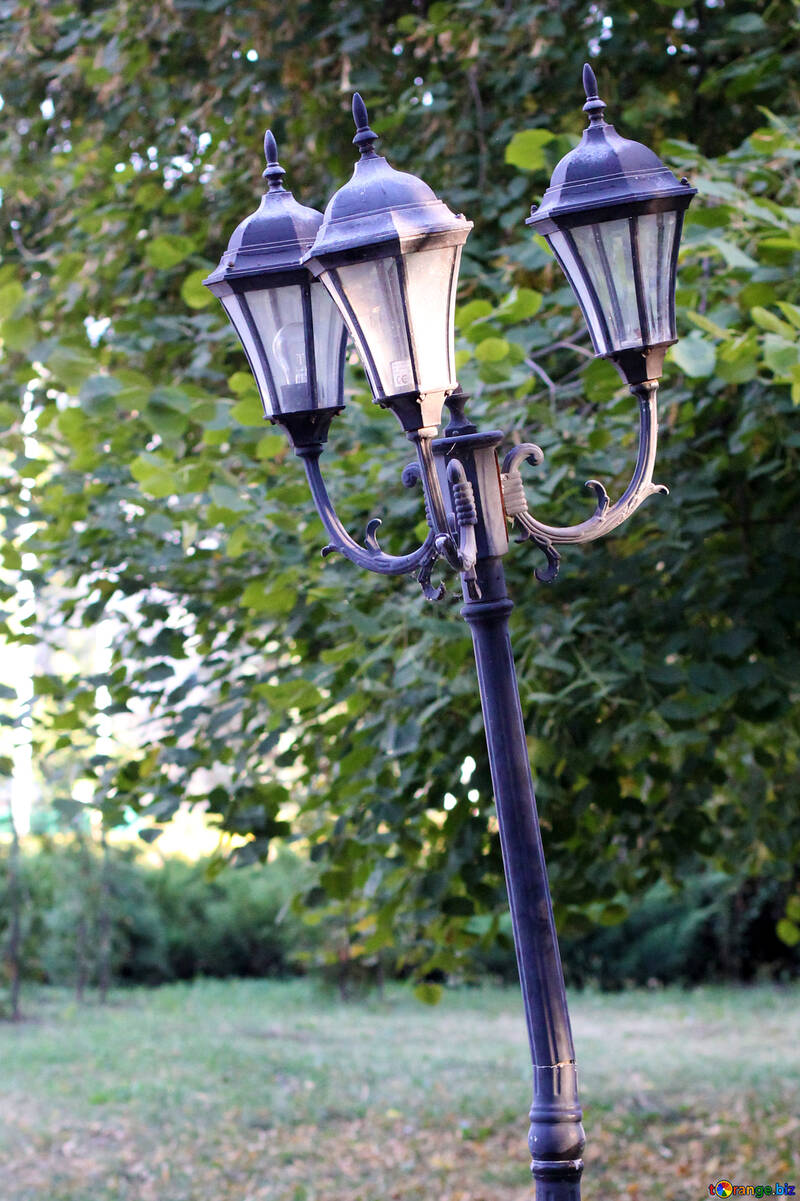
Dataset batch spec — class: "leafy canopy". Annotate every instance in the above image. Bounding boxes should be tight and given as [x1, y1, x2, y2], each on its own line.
[1, 0, 799, 972]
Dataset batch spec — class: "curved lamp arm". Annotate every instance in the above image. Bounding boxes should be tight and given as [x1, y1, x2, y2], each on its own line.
[295, 445, 445, 599]
[501, 381, 668, 583]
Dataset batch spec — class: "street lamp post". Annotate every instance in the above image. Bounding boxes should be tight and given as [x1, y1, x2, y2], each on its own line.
[203, 65, 695, 1200]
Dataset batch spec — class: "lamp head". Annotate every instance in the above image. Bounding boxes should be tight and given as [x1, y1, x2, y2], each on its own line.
[203, 130, 348, 446]
[527, 65, 696, 385]
[302, 94, 473, 433]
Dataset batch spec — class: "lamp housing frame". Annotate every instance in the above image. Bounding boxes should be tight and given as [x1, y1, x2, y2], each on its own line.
[526, 64, 696, 385]
[203, 131, 348, 447]
[301, 94, 472, 433]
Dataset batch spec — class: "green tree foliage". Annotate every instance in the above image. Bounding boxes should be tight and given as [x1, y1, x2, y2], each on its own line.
[1, 841, 797, 990]
[561, 875, 800, 988]
[0, 1, 798, 977]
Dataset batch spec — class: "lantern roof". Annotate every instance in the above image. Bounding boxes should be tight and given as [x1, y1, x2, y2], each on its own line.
[526, 64, 696, 234]
[204, 131, 322, 290]
[302, 94, 471, 265]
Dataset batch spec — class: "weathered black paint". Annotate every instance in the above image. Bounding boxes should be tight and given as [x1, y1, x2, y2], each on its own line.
[452, 433, 585, 1199]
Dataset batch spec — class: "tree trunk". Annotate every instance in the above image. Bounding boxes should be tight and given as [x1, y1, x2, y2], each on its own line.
[6, 810, 23, 1021]
[75, 831, 91, 1004]
[97, 825, 112, 1004]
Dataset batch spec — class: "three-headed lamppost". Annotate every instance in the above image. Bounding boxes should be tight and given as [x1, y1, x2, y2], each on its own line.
[203, 66, 695, 1200]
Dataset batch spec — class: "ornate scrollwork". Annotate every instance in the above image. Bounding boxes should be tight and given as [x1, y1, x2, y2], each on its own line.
[298, 446, 448, 600]
[501, 380, 668, 583]
[406, 434, 483, 595]
[416, 546, 447, 601]
[440, 459, 481, 599]
[301, 449, 434, 572]
[297, 430, 489, 601]
[500, 443, 562, 583]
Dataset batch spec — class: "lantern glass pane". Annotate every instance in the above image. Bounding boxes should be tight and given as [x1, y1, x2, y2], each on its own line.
[221, 293, 278, 416]
[310, 282, 347, 409]
[547, 231, 610, 355]
[571, 218, 642, 351]
[635, 210, 678, 345]
[333, 257, 413, 397]
[245, 284, 314, 413]
[404, 245, 461, 395]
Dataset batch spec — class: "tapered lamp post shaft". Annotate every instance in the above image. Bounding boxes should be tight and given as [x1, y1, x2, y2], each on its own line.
[464, 582, 585, 1198]
[441, 429, 585, 1198]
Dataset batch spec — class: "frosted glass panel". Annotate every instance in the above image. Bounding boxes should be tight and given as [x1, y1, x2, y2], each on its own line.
[246, 285, 313, 413]
[547, 231, 609, 354]
[404, 245, 460, 394]
[221, 294, 278, 416]
[223, 282, 345, 418]
[334, 258, 413, 397]
[571, 219, 642, 351]
[635, 211, 678, 345]
[311, 282, 347, 409]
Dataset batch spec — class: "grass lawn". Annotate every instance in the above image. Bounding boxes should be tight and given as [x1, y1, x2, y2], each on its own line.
[0, 979, 798, 1201]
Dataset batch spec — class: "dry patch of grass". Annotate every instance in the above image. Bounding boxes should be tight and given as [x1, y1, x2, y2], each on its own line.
[1, 981, 798, 1200]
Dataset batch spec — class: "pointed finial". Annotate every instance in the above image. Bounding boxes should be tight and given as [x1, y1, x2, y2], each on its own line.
[581, 62, 607, 125]
[262, 128, 287, 190]
[352, 93, 379, 157]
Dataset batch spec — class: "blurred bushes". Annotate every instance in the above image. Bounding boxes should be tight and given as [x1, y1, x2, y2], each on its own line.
[144, 853, 313, 982]
[563, 875, 800, 989]
[0, 839, 313, 988]
[476, 874, 799, 989]
[1, 838, 797, 992]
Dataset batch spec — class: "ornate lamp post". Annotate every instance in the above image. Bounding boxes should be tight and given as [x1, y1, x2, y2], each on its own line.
[203, 65, 694, 1200]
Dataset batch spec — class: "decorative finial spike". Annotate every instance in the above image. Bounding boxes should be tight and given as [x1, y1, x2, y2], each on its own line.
[581, 62, 607, 125]
[262, 127, 286, 190]
[351, 92, 379, 156]
[353, 92, 369, 131]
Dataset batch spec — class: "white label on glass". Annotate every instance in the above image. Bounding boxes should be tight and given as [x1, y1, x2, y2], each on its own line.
[391, 359, 413, 389]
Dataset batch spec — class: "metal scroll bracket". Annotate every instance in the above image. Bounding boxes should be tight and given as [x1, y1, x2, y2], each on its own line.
[500, 380, 669, 583]
[295, 444, 445, 599]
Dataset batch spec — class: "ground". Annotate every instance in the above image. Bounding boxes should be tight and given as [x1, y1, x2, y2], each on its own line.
[1, 980, 798, 1201]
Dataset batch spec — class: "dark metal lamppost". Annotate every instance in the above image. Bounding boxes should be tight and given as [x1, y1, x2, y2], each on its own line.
[204, 65, 694, 1200]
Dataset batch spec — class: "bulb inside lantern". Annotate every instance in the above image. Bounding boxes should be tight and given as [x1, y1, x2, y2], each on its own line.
[272, 320, 310, 407]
